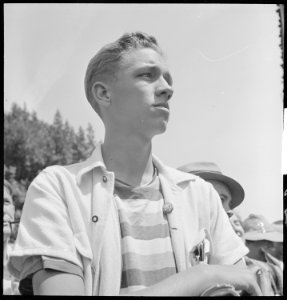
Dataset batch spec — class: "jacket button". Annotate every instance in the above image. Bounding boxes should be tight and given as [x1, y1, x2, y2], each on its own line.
[102, 175, 108, 183]
[92, 215, 99, 223]
[163, 202, 174, 214]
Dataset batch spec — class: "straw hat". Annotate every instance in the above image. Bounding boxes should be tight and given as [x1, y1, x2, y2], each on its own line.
[177, 161, 244, 209]
[243, 214, 283, 242]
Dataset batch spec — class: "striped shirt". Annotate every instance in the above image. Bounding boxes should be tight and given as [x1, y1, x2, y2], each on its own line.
[114, 170, 177, 294]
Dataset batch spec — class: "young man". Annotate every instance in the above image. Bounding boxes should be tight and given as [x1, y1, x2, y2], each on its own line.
[8, 32, 265, 296]
[177, 161, 245, 239]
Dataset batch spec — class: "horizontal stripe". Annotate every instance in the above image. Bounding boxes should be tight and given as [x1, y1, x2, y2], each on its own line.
[121, 267, 176, 288]
[115, 188, 162, 201]
[121, 236, 174, 256]
[116, 198, 164, 215]
[120, 222, 170, 240]
[118, 209, 168, 227]
[122, 252, 176, 272]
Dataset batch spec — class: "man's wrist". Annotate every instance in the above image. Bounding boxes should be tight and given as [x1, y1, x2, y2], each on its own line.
[200, 283, 241, 296]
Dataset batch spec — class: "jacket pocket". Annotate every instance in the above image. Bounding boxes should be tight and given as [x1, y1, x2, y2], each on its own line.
[188, 228, 211, 266]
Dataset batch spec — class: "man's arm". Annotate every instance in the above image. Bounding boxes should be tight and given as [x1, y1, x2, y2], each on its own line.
[32, 270, 85, 295]
[32, 263, 263, 296]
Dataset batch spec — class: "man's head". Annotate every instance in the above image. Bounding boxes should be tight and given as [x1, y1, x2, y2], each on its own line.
[3, 180, 15, 242]
[85, 32, 172, 132]
[84, 32, 173, 138]
[177, 161, 245, 211]
[243, 214, 283, 262]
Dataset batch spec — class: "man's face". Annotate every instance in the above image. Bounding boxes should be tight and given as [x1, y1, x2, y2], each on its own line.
[208, 180, 232, 211]
[107, 48, 173, 138]
[3, 185, 15, 241]
[228, 211, 245, 240]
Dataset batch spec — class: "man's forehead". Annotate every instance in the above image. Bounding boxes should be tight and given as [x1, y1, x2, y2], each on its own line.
[120, 47, 168, 69]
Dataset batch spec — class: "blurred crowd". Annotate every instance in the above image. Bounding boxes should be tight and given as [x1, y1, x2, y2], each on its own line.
[2, 161, 284, 295]
[3, 179, 21, 294]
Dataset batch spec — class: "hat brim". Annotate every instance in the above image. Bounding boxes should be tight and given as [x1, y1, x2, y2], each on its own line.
[193, 171, 245, 210]
[244, 231, 283, 242]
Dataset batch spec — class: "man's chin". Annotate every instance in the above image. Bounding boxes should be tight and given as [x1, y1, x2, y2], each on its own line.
[152, 122, 168, 137]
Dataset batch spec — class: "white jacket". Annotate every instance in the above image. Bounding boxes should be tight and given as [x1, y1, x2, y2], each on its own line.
[8, 142, 248, 295]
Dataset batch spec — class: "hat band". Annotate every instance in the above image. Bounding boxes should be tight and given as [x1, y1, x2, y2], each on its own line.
[193, 170, 223, 175]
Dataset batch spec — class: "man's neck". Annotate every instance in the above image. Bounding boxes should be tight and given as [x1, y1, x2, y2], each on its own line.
[102, 133, 154, 187]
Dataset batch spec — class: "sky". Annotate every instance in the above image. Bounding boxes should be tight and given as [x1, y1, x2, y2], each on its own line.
[4, 4, 284, 223]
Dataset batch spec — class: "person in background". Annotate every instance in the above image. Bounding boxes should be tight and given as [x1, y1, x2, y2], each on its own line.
[8, 32, 266, 296]
[3, 179, 20, 295]
[272, 219, 284, 266]
[228, 210, 245, 242]
[10, 207, 22, 243]
[9, 185, 25, 243]
[177, 161, 245, 240]
[178, 162, 282, 295]
[242, 214, 283, 295]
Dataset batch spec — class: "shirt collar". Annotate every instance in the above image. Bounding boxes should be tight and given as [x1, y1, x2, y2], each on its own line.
[76, 140, 107, 185]
[76, 140, 197, 186]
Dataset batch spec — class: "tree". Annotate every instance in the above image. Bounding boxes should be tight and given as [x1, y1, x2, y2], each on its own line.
[4, 102, 97, 187]
[62, 121, 76, 164]
[86, 122, 96, 156]
[50, 109, 65, 164]
[73, 126, 88, 162]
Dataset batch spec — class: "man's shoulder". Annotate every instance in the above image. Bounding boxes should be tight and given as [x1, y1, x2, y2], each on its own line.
[40, 161, 83, 177]
[37, 143, 103, 182]
[31, 160, 90, 188]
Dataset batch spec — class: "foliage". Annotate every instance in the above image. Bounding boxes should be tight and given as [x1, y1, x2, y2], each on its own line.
[4, 102, 97, 197]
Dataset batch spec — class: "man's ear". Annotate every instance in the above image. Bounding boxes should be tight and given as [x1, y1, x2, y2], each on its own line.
[91, 81, 111, 108]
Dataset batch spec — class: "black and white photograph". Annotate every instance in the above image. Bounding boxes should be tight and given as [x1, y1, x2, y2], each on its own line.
[3, 3, 284, 296]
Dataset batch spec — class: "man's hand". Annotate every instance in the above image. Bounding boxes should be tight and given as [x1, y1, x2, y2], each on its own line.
[122, 263, 264, 296]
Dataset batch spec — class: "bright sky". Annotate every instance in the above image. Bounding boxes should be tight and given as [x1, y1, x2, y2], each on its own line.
[4, 4, 284, 223]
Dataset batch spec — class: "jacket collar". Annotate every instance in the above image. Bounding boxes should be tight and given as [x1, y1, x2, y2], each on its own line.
[76, 141, 107, 185]
[152, 154, 197, 187]
[76, 141, 197, 186]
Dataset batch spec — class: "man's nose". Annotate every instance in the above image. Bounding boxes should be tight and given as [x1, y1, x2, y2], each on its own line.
[156, 79, 174, 101]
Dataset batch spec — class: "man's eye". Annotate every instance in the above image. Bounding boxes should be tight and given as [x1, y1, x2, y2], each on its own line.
[139, 73, 152, 78]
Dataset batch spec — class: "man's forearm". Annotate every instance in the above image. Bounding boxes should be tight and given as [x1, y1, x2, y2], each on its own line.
[32, 269, 85, 295]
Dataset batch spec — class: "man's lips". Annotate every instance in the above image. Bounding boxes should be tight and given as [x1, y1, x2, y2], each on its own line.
[153, 103, 169, 110]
